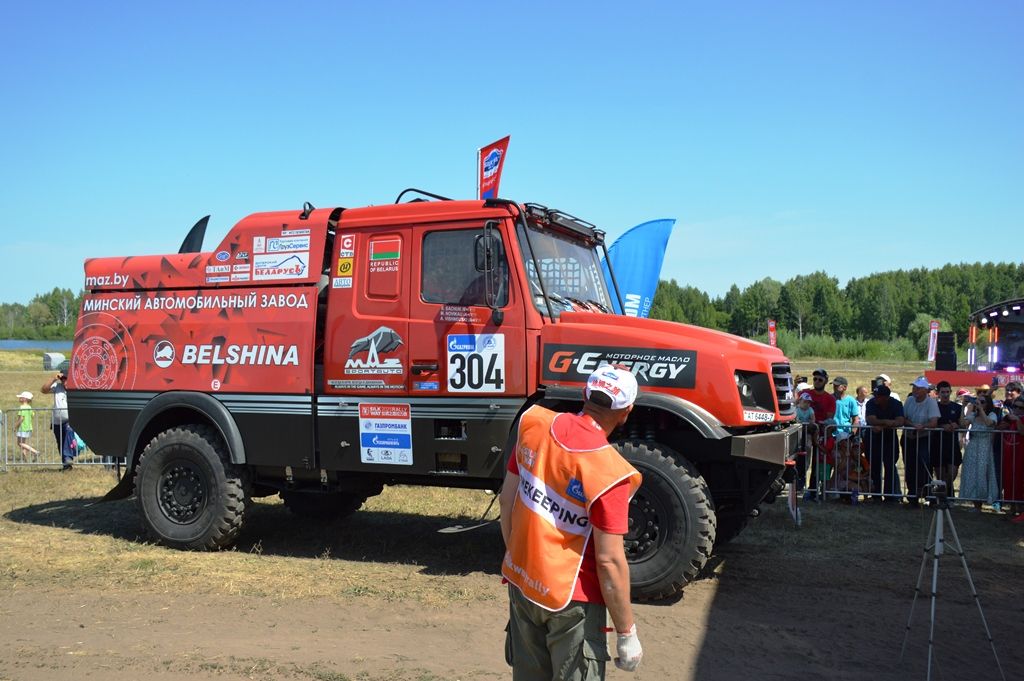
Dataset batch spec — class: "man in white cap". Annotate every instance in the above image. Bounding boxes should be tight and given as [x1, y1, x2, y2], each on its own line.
[902, 376, 940, 507]
[875, 374, 901, 403]
[500, 364, 644, 679]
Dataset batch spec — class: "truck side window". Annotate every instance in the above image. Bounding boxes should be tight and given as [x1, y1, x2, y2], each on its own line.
[422, 230, 508, 307]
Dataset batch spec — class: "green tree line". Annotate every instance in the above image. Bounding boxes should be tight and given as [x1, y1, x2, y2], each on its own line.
[1, 288, 82, 339]
[651, 263, 1024, 360]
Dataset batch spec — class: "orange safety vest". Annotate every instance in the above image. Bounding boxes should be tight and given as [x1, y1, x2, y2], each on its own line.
[502, 405, 641, 611]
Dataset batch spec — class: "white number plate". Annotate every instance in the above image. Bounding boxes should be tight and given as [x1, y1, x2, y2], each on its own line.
[446, 334, 505, 393]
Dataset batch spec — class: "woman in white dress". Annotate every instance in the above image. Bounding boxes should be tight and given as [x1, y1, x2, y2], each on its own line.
[958, 395, 999, 510]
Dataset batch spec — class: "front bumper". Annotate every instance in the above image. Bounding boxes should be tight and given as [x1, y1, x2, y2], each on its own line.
[728, 423, 801, 466]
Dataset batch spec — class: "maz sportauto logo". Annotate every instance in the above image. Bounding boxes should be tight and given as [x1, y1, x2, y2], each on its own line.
[345, 326, 404, 375]
[153, 340, 175, 368]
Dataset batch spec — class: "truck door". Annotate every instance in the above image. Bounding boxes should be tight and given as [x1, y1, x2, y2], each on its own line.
[319, 227, 411, 471]
[407, 219, 527, 479]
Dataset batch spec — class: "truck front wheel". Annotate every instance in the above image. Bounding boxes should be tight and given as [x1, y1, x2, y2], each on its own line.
[614, 440, 717, 601]
[134, 425, 249, 550]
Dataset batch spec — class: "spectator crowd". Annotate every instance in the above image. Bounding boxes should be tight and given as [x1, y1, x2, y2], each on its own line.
[792, 369, 1024, 523]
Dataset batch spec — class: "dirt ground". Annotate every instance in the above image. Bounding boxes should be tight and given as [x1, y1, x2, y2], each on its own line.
[2, 497, 1022, 681]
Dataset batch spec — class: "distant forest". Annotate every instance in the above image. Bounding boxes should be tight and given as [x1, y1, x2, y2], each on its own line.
[651, 262, 1024, 360]
[1, 288, 80, 340]
[3, 263, 1023, 360]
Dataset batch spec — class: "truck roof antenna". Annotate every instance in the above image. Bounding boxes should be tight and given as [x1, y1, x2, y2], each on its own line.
[177, 215, 210, 254]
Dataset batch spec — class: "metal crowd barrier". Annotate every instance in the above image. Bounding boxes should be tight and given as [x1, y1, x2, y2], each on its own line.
[1, 407, 119, 471]
[791, 420, 1023, 508]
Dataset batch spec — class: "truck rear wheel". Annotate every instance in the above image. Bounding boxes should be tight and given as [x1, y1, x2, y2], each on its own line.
[281, 491, 368, 521]
[615, 440, 717, 600]
[134, 424, 248, 550]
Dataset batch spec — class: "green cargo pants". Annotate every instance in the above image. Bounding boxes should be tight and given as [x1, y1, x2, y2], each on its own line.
[505, 585, 611, 681]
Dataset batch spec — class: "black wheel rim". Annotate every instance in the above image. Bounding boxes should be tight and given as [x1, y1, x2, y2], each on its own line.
[624, 487, 672, 563]
[157, 459, 208, 524]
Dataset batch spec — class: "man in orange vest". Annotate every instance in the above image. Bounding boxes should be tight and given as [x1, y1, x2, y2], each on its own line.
[499, 365, 644, 679]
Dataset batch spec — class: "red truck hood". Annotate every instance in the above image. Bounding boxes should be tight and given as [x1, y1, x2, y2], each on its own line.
[539, 312, 790, 424]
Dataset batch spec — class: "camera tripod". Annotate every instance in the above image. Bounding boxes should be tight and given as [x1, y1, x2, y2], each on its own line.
[899, 481, 1005, 681]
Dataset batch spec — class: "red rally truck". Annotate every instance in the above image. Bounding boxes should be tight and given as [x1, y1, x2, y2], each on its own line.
[69, 190, 800, 600]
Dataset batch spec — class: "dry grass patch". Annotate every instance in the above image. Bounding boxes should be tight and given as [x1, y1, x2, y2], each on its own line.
[0, 468, 503, 606]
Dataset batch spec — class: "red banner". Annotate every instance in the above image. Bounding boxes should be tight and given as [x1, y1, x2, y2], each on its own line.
[768, 319, 777, 347]
[477, 135, 510, 199]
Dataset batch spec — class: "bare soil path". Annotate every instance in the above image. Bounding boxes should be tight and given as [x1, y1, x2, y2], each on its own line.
[3, 502, 1021, 681]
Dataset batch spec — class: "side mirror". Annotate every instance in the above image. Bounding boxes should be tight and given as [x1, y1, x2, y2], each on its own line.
[475, 233, 496, 273]
[478, 221, 505, 325]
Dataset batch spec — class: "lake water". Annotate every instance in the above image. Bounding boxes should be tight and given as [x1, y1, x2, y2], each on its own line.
[0, 339, 73, 351]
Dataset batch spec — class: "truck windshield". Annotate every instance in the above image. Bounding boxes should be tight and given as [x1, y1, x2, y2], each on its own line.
[516, 222, 615, 315]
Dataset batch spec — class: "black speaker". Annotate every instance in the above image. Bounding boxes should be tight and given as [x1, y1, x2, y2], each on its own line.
[936, 331, 956, 353]
[935, 349, 957, 371]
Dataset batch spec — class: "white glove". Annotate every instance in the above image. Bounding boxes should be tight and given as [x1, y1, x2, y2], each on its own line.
[614, 623, 643, 672]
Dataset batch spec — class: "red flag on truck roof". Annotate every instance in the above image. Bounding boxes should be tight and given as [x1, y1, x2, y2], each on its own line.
[477, 136, 510, 199]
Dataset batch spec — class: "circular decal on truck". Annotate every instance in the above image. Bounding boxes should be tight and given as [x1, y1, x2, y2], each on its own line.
[71, 311, 139, 391]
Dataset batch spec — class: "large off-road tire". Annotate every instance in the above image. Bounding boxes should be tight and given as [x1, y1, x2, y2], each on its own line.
[281, 491, 368, 521]
[614, 440, 717, 601]
[134, 424, 249, 550]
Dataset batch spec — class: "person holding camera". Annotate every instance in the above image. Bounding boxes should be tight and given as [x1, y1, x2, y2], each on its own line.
[959, 392, 999, 511]
[41, 367, 71, 469]
[996, 394, 1024, 519]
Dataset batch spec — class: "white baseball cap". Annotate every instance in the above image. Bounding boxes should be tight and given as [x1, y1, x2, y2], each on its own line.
[911, 376, 931, 389]
[16, 391, 33, 401]
[876, 373, 892, 383]
[585, 365, 638, 410]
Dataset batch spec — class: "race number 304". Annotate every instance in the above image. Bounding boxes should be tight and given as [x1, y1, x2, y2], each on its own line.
[446, 334, 505, 393]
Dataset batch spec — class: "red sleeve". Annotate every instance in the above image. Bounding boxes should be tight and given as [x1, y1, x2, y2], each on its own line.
[588, 480, 631, 534]
[506, 453, 519, 474]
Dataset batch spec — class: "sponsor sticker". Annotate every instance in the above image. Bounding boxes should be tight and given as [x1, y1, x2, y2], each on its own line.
[743, 410, 775, 423]
[358, 403, 412, 465]
[206, 265, 231, 273]
[336, 257, 354, 276]
[413, 381, 440, 391]
[542, 344, 697, 389]
[235, 251, 249, 260]
[206, 276, 229, 283]
[253, 252, 309, 280]
[253, 236, 266, 254]
[233, 264, 250, 272]
[281, 228, 310, 236]
[267, 235, 310, 253]
[338, 233, 355, 258]
[332, 277, 353, 289]
[215, 250, 231, 262]
[231, 273, 251, 281]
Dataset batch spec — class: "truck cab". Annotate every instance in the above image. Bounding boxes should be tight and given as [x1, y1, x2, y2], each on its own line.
[70, 191, 799, 600]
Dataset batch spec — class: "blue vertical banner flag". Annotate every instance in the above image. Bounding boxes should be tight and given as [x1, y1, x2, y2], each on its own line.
[477, 136, 510, 199]
[602, 219, 676, 317]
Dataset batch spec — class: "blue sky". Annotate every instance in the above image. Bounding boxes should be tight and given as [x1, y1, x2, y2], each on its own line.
[2, 1, 1021, 305]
